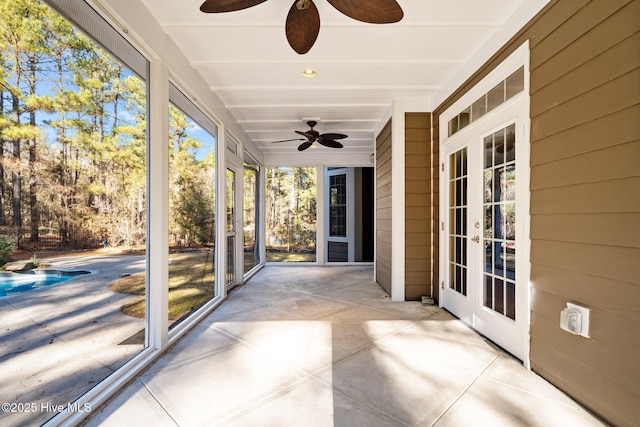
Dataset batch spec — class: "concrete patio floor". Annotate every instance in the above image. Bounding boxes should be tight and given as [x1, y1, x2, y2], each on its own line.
[86, 265, 605, 426]
[0, 254, 145, 427]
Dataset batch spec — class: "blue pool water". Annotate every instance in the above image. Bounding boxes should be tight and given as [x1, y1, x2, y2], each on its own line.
[0, 270, 91, 298]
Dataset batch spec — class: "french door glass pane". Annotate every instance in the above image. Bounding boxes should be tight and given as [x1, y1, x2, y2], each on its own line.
[227, 235, 236, 285]
[243, 164, 259, 274]
[226, 169, 236, 285]
[329, 174, 347, 237]
[448, 148, 468, 295]
[227, 169, 235, 233]
[483, 124, 516, 319]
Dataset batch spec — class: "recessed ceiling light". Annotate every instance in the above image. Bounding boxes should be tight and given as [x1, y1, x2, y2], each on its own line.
[302, 68, 317, 78]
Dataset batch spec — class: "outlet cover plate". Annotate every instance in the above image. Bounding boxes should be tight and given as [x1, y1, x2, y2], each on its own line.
[567, 302, 591, 338]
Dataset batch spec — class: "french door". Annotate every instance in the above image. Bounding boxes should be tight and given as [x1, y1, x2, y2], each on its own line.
[326, 168, 353, 262]
[442, 102, 529, 362]
[226, 168, 237, 288]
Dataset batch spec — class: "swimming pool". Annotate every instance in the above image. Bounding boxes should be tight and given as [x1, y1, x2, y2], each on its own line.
[0, 269, 92, 298]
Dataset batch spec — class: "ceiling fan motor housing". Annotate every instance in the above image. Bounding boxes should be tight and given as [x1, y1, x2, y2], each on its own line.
[268, 119, 347, 151]
[296, 0, 311, 10]
[200, 0, 404, 54]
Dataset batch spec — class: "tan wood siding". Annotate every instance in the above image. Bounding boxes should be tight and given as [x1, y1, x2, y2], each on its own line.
[405, 113, 432, 300]
[433, 1, 640, 425]
[376, 120, 393, 295]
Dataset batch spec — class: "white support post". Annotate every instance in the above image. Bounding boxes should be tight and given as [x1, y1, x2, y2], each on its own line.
[216, 126, 228, 297]
[259, 162, 267, 267]
[391, 100, 406, 301]
[316, 166, 325, 264]
[147, 59, 169, 349]
[347, 167, 356, 262]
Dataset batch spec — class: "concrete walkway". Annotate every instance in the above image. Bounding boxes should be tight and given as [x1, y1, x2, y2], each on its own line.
[86, 266, 605, 426]
[0, 254, 145, 427]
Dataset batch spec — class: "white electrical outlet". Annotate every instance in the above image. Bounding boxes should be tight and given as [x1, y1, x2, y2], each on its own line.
[560, 302, 591, 338]
[561, 308, 581, 334]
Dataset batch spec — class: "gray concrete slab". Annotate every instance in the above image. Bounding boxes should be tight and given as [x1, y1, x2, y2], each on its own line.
[86, 266, 606, 427]
[0, 254, 145, 427]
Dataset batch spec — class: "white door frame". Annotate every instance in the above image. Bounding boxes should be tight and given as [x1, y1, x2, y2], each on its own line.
[439, 41, 531, 366]
[226, 149, 244, 289]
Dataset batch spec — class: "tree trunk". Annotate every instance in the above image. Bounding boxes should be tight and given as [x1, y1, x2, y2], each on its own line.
[11, 92, 22, 246]
[29, 58, 39, 243]
[0, 90, 6, 226]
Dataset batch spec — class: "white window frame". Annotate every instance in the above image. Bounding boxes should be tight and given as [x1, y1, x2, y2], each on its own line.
[242, 153, 264, 281]
[43, 2, 227, 424]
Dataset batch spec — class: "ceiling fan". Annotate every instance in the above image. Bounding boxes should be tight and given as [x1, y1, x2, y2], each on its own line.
[199, 0, 404, 54]
[270, 120, 347, 151]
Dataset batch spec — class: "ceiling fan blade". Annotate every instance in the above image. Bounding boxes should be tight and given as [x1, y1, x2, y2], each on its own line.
[317, 139, 343, 149]
[295, 130, 315, 141]
[200, 0, 268, 13]
[298, 141, 314, 151]
[286, 0, 320, 54]
[271, 138, 305, 143]
[327, 0, 403, 24]
[320, 132, 348, 140]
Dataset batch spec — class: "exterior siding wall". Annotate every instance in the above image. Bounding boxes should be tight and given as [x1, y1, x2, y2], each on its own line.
[405, 113, 432, 300]
[376, 120, 393, 294]
[433, 1, 640, 425]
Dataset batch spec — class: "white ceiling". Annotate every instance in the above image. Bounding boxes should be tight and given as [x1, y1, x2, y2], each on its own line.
[138, 0, 531, 158]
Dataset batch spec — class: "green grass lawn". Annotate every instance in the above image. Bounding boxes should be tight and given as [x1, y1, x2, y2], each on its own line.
[109, 248, 315, 322]
[109, 251, 215, 322]
[266, 250, 315, 262]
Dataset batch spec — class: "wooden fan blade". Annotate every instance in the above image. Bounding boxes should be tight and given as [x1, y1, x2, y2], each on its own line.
[327, 0, 403, 24]
[295, 130, 315, 141]
[271, 138, 305, 143]
[200, 0, 268, 13]
[317, 139, 343, 149]
[286, 0, 320, 54]
[298, 141, 314, 151]
[320, 132, 348, 140]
